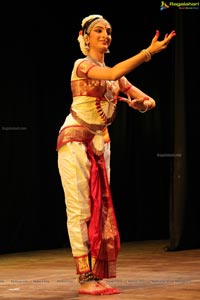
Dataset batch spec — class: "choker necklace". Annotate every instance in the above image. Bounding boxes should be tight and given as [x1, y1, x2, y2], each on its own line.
[87, 56, 105, 67]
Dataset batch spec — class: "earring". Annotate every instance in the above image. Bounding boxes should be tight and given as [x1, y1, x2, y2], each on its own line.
[85, 43, 89, 50]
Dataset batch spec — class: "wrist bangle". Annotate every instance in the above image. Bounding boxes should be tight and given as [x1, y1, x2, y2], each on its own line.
[139, 104, 148, 113]
[141, 49, 151, 62]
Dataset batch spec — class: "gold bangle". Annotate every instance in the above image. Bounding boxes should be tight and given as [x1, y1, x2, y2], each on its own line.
[141, 49, 151, 62]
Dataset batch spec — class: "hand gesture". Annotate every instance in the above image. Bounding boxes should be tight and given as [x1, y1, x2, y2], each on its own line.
[128, 97, 152, 111]
[147, 30, 176, 55]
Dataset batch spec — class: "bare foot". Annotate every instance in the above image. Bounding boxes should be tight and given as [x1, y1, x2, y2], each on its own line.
[97, 279, 120, 294]
[78, 280, 109, 295]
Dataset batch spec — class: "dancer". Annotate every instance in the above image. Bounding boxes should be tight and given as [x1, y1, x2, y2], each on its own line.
[57, 14, 176, 295]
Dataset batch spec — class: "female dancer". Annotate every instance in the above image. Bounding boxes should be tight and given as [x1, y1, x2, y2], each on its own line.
[57, 14, 176, 295]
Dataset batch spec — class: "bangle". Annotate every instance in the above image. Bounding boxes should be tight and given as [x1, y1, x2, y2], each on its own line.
[139, 104, 148, 113]
[141, 49, 151, 62]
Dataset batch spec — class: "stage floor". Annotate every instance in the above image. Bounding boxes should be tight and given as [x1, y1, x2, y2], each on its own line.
[0, 240, 199, 299]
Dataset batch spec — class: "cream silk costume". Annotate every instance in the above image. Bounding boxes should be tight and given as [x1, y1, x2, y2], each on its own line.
[57, 57, 132, 279]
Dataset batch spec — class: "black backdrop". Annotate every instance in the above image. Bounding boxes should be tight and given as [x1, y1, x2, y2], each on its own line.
[0, 1, 199, 254]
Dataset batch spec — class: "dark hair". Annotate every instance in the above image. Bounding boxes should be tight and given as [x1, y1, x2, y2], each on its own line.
[83, 17, 101, 34]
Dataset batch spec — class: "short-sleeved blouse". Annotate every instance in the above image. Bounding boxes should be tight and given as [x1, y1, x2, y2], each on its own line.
[70, 57, 132, 127]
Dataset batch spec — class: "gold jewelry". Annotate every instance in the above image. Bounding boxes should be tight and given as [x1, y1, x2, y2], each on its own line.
[141, 49, 151, 62]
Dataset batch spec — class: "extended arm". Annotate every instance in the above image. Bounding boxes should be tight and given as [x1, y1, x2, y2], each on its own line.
[87, 30, 176, 81]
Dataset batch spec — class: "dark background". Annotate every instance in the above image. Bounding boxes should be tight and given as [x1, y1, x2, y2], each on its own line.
[0, 1, 199, 254]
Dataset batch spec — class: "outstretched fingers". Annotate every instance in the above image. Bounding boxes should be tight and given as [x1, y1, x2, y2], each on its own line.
[151, 30, 160, 43]
[165, 30, 176, 40]
[170, 30, 176, 37]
